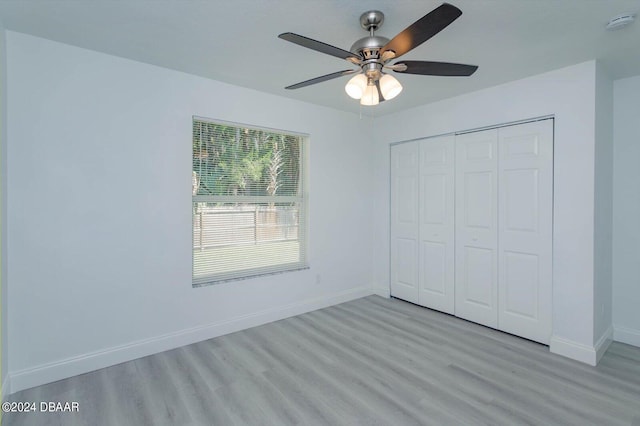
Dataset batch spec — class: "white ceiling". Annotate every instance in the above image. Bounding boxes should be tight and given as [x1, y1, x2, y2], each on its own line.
[1, 0, 639, 115]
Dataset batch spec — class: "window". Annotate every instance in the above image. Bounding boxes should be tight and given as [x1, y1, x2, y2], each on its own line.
[192, 118, 307, 285]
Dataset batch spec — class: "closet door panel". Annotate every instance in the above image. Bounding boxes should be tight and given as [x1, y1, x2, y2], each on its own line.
[455, 129, 498, 328]
[422, 241, 446, 294]
[390, 142, 420, 304]
[503, 251, 539, 318]
[498, 120, 553, 344]
[464, 246, 494, 307]
[419, 135, 455, 313]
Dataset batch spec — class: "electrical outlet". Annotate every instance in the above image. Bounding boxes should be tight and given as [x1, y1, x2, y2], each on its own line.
[315, 274, 321, 285]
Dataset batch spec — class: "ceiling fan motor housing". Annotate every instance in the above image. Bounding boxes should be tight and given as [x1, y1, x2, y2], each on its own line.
[350, 35, 389, 59]
[350, 35, 389, 80]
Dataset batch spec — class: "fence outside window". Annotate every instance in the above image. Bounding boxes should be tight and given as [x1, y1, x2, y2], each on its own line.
[193, 204, 299, 250]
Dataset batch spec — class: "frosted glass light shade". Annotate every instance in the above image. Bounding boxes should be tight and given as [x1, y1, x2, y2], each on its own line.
[345, 74, 367, 99]
[379, 74, 403, 100]
[360, 84, 379, 106]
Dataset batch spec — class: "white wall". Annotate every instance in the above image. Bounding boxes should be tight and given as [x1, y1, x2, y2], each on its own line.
[593, 62, 614, 359]
[5, 31, 374, 392]
[612, 74, 640, 347]
[372, 61, 603, 364]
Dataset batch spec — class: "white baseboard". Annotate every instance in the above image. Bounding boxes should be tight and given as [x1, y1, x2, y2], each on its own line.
[550, 326, 613, 366]
[8, 286, 373, 394]
[550, 335, 598, 366]
[373, 284, 390, 299]
[613, 325, 640, 348]
[594, 325, 614, 364]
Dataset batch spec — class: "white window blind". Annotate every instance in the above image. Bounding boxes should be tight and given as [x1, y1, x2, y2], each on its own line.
[192, 118, 307, 285]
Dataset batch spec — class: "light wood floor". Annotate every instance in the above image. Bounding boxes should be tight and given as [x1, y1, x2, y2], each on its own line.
[4, 295, 640, 425]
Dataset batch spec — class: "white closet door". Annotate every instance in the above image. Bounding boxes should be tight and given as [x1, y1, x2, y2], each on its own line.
[390, 141, 420, 304]
[455, 129, 499, 328]
[498, 120, 553, 344]
[419, 136, 455, 314]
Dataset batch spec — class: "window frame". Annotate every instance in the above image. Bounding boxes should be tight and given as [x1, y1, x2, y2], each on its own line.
[191, 116, 309, 287]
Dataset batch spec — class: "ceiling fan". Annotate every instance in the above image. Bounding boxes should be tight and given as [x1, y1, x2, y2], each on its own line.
[278, 2, 478, 106]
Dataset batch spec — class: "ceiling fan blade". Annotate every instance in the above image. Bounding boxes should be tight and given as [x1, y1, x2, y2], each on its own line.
[381, 3, 462, 59]
[279, 32, 361, 62]
[285, 69, 358, 90]
[394, 61, 478, 76]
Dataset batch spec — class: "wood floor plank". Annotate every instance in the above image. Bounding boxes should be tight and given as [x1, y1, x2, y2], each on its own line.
[243, 324, 386, 425]
[157, 347, 232, 425]
[266, 319, 425, 425]
[4, 295, 640, 425]
[365, 297, 640, 403]
[304, 306, 549, 425]
[343, 299, 634, 423]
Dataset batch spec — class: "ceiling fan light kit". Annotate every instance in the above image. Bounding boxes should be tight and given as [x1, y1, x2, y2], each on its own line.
[345, 72, 402, 105]
[360, 83, 380, 106]
[345, 73, 368, 99]
[379, 74, 403, 100]
[279, 2, 478, 107]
